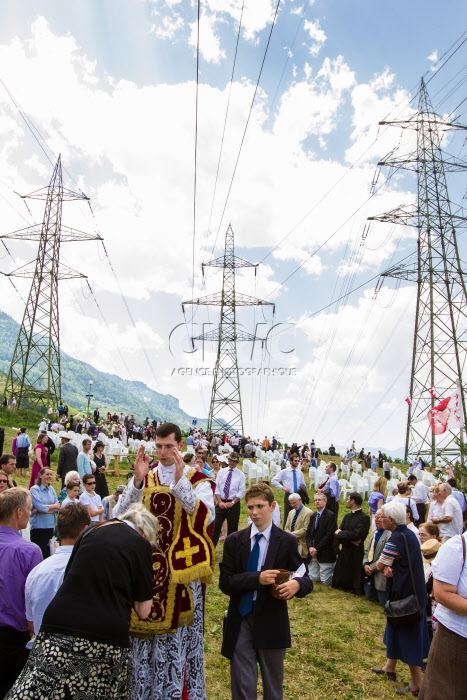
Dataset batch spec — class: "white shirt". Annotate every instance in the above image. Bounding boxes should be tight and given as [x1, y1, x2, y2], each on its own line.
[427, 500, 443, 522]
[214, 467, 245, 501]
[271, 467, 305, 493]
[431, 532, 467, 638]
[411, 481, 428, 504]
[25, 545, 74, 641]
[440, 495, 464, 539]
[79, 490, 102, 521]
[407, 522, 420, 540]
[60, 497, 79, 508]
[249, 522, 272, 600]
[249, 522, 272, 570]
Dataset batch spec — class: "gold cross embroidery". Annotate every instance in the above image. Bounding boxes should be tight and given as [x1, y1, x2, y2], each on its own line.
[175, 537, 200, 567]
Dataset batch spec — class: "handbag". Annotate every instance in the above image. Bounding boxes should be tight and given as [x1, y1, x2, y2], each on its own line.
[384, 532, 423, 627]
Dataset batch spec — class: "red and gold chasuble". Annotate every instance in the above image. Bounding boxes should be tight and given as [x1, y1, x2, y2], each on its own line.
[130, 467, 215, 636]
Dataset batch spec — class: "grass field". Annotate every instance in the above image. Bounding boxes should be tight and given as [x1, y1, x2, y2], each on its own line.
[3, 416, 406, 700]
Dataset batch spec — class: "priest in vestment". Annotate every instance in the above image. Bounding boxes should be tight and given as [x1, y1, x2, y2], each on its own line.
[332, 491, 370, 595]
[113, 422, 215, 700]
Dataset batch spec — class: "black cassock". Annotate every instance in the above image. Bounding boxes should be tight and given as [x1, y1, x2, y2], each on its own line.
[332, 509, 371, 595]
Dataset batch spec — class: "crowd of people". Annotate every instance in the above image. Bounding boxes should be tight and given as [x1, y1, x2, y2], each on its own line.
[0, 419, 466, 699]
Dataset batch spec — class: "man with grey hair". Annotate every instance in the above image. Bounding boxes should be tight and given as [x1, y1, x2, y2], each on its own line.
[380, 499, 407, 525]
[306, 492, 336, 585]
[284, 493, 312, 568]
[363, 509, 391, 606]
[431, 482, 463, 542]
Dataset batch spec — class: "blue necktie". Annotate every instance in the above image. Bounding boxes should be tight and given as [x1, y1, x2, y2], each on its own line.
[292, 470, 297, 493]
[239, 533, 263, 617]
[291, 509, 299, 531]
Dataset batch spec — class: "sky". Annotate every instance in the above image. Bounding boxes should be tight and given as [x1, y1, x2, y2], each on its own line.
[0, 1, 466, 450]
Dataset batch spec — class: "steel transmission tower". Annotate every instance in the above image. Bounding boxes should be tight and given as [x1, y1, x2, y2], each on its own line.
[368, 78, 467, 464]
[183, 224, 274, 435]
[1, 155, 101, 412]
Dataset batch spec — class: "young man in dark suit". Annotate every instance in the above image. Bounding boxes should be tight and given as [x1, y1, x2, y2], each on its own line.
[306, 492, 337, 585]
[219, 482, 313, 700]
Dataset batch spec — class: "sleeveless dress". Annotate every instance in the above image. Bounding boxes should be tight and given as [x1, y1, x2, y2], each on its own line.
[29, 444, 48, 488]
[93, 453, 109, 498]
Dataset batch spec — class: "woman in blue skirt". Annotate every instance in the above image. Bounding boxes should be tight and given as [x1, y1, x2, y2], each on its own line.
[371, 500, 430, 697]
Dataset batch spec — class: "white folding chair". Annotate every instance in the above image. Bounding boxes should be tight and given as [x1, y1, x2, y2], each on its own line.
[339, 479, 352, 500]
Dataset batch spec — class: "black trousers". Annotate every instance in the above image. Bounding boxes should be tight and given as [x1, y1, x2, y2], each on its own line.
[0, 626, 30, 699]
[212, 502, 240, 546]
[416, 502, 427, 525]
[283, 493, 292, 527]
[30, 528, 53, 559]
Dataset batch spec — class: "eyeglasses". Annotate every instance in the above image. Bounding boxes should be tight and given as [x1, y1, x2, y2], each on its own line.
[0, 479, 7, 483]
[87, 482, 96, 485]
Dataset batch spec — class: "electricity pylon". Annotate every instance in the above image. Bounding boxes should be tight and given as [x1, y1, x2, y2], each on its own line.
[368, 78, 467, 464]
[183, 224, 274, 435]
[0, 155, 101, 412]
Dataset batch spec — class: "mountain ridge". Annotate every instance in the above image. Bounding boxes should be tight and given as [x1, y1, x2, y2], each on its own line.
[0, 310, 206, 428]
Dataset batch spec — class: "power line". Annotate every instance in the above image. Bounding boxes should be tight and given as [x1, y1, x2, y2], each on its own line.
[210, 0, 282, 258]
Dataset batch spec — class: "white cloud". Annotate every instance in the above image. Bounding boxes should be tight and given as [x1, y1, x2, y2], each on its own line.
[154, 14, 184, 39]
[427, 50, 438, 63]
[188, 12, 225, 63]
[0, 16, 427, 443]
[303, 19, 326, 56]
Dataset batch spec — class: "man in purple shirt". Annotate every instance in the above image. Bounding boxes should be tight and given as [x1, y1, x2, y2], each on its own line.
[0, 487, 42, 699]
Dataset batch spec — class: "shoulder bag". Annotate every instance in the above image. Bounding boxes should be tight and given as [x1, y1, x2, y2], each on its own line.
[384, 531, 423, 627]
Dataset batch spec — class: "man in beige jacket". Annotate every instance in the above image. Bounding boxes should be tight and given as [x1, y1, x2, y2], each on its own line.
[285, 493, 312, 568]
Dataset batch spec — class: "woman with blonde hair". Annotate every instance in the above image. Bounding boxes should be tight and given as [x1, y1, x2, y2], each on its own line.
[368, 476, 388, 531]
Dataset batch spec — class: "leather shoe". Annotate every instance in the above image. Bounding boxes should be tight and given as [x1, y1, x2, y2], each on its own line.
[371, 668, 397, 681]
[395, 686, 419, 697]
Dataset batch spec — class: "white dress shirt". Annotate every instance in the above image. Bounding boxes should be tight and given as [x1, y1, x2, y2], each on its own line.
[25, 545, 74, 643]
[271, 467, 305, 493]
[440, 495, 464, 539]
[214, 467, 245, 501]
[411, 481, 428, 504]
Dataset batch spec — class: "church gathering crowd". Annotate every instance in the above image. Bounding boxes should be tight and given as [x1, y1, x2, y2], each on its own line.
[1, 415, 467, 700]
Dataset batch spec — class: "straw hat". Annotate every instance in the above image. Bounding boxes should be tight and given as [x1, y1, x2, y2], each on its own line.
[421, 539, 441, 564]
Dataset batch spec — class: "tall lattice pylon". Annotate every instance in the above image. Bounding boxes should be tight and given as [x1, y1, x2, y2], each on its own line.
[1, 155, 101, 412]
[368, 78, 467, 464]
[182, 224, 274, 435]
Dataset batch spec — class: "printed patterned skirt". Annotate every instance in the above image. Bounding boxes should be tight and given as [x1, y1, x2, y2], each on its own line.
[6, 631, 132, 700]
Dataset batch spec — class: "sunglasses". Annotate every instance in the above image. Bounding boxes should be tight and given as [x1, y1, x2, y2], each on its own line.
[0, 479, 8, 483]
[87, 481, 96, 485]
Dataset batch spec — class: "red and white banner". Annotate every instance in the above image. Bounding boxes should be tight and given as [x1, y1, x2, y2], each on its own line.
[429, 386, 437, 399]
[427, 387, 465, 435]
[405, 396, 412, 406]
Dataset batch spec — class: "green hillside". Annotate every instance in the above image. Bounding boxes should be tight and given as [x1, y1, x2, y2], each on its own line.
[0, 310, 206, 428]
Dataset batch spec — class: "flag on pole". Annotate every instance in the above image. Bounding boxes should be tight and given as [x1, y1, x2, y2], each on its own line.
[429, 386, 437, 399]
[405, 396, 412, 405]
[427, 388, 465, 435]
[427, 397, 451, 434]
[447, 386, 464, 431]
